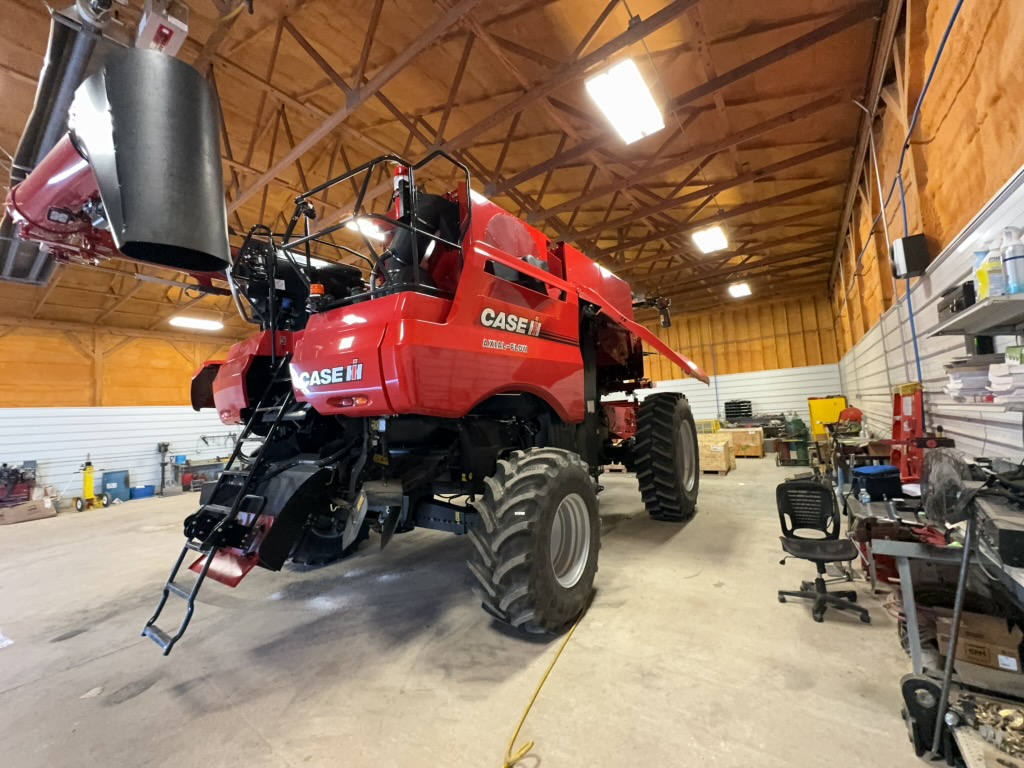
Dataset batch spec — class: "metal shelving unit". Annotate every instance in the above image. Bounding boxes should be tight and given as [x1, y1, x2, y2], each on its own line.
[930, 294, 1024, 337]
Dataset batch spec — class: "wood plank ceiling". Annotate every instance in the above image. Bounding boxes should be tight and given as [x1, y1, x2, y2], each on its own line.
[0, 0, 886, 335]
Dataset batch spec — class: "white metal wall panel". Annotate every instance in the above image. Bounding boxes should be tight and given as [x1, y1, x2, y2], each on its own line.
[630, 364, 843, 424]
[839, 165, 1024, 463]
[0, 407, 237, 496]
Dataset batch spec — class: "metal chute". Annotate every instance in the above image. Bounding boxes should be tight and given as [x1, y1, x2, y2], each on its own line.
[1, 2, 121, 284]
[70, 48, 231, 273]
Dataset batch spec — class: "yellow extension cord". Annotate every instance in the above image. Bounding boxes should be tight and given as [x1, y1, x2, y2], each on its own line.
[502, 608, 587, 768]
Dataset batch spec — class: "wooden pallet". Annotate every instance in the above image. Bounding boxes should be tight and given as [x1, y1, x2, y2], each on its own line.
[603, 463, 629, 473]
[736, 452, 765, 459]
[702, 467, 731, 476]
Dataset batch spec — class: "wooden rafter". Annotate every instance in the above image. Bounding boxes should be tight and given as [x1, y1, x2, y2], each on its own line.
[229, 0, 487, 213]
[596, 178, 844, 256]
[442, 0, 697, 151]
[435, 33, 477, 143]
[528, 90, 850, 222]
[573, 142, 847, 240]
[354, 0, 386, 86]
[503, 6, 874, 195]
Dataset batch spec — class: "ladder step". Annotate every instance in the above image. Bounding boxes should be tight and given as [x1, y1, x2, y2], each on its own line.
[201, 503, 234, 516]
[255, 406, 284, 413]
[142, 624, 172, 651]
[184, 540, 207, 552]
[166, 582, 191, 599]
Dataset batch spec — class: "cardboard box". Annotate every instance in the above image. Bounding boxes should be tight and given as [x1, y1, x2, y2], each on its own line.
[697, 435, 735, 473]
[717, 427, 764, 458]
[954, 660, 1024, 698]
[934, 608, 1024, 673]
[0, 496, 56, 526]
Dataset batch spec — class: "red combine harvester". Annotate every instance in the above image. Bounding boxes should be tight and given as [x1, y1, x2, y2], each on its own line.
[7, 49, 709, 655]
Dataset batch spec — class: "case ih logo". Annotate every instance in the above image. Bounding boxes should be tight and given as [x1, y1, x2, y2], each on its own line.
[480, 307, 541, 337]
[295, 360, 364, 387]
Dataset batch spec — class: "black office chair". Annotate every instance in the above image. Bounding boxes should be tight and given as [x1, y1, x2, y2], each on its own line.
[776, 480, 870, 624]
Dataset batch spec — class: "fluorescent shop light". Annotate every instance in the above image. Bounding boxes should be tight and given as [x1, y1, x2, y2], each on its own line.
[692, 225, 728, 254]
[169, 316, 224, 331]
[585, 59, 664, 145]
[345, 218, 387, 241]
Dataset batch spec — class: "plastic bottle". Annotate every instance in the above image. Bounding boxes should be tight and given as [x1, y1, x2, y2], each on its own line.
[973, 246, 989, 298]
[1002, 226, 1024, 294]
[858, 486, 872, 505]
[977, 240, 1007, 300]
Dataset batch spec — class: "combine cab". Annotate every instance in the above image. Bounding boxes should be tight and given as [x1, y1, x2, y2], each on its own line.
[6, 49, 709, 654]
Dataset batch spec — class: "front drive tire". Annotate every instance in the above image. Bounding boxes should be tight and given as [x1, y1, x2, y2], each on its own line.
[634, 393, 700, 522]
[467, 448, 599, 634]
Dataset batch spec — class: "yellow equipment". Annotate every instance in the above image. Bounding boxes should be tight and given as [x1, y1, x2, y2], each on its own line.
[72, 458, 111, 512]
[807, 396, 848, 440]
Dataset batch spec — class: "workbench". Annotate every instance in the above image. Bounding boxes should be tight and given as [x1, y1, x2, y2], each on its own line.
[849, 494, 1024, 676]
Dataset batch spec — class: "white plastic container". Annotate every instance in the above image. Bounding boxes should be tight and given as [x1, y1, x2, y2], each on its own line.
[1003, 226, 1024, 294]
[973, 246, 989, 298]
[977, 240, 1007, 300]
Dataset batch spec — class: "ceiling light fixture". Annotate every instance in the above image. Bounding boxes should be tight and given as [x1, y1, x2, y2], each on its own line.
[728, 283, 752, 298]
[692, 225, 729, 254]
[345, 218, 387, 242]
[585, 59, 664, 145]
[169, 316, 224, 331]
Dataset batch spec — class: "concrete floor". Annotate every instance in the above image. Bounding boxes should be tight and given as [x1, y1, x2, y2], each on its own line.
[0, 458, 922, 767]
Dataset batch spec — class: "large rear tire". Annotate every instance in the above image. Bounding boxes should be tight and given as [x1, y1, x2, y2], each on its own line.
[467, 448, 599, 634]
[634, 393, 700, 522]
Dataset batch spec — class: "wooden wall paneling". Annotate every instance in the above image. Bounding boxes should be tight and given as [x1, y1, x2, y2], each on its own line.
[759, 305, 778, 370]
[816, 298, 838, 363]
[800, 301, 821, 366]
[773, 303, 792, 368]
[733, 309, 745, 374]
[785, 302, 805, 367]
[102, 340, 195, 406]
[0, 322, 239, 407]
[722, 311, 738, 374]
[747, 308, 764, 372]
[0, 330, 95, 406]
[697, 314, 714, 378]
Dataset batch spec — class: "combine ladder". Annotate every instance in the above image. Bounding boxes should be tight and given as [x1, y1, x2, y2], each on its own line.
[142, 354, 295, 655]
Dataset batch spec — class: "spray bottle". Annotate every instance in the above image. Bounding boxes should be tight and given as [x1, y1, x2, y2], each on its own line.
[1002, 226, 1024, 294]
[977, 239, 1007, 300]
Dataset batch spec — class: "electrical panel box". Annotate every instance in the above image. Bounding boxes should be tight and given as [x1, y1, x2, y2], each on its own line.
[891, 234, 930, 278]
[136, 0, 189, 57]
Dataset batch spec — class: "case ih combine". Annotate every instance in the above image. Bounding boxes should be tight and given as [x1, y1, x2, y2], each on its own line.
[6, 49, 708, 654]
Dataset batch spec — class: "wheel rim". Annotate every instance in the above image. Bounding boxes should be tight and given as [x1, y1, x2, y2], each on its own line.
[678, 420, 697, 492]
[549, 493, 591, 589]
